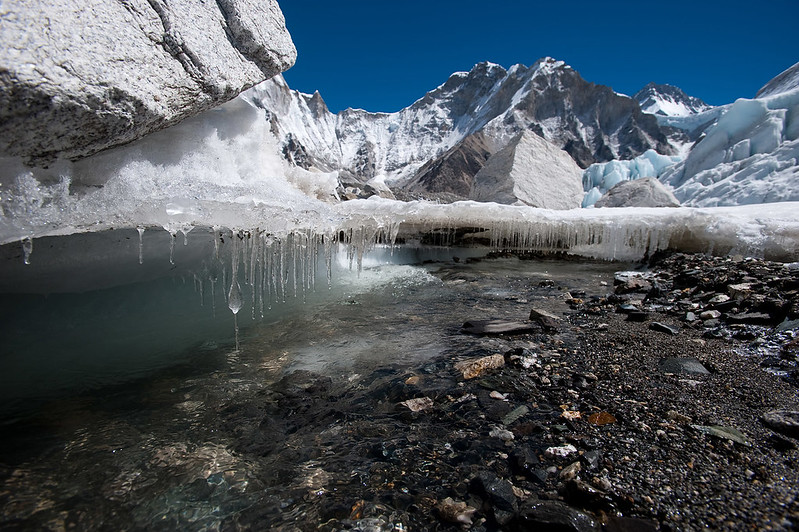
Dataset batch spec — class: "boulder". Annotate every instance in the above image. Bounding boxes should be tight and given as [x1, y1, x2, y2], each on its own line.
[0, 0, 296, 164]
[471, 130, 584, 209]
[594, 178, 680, 208]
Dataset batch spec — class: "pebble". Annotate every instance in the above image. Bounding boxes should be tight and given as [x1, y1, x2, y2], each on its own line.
[455, 354, 505, 379]
[545, 444, 578, 458]
[399, 397, 434, 412]
[435, 497, 476, 525]
[650, 322, 680, 335]
[559, 461, 582, 481]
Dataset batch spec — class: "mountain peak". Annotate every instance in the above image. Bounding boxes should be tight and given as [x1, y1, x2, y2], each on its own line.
[634, 82, 711, 117]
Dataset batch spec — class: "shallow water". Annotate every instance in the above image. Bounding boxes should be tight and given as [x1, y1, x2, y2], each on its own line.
[0, 235, 626, 530]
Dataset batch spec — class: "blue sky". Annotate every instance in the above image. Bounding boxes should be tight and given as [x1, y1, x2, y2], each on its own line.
[279, 0, 798, 113]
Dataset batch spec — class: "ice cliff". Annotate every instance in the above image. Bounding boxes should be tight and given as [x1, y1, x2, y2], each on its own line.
[0, 0, 296, 164]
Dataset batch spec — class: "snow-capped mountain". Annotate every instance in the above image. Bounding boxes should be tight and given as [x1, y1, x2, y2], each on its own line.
[246, 57, 674, 202]
[634, 83, 712, 117]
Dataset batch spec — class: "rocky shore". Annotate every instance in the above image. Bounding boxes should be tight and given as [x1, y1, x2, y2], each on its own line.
[2, 252, 798, 531]
[221, 252, 799, 531]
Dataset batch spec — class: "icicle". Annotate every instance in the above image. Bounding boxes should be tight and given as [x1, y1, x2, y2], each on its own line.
[136, 226, 145, 264]
[168, 231, 176, 265]
[228, 231, 243, 352]
[180, 224, 193, 245]
[21, 236, 32, 265]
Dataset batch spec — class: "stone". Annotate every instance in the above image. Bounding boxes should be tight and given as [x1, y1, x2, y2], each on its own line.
[461, 320, 539, 336]
[510, 445, 541, 475]
[691, 425, 751, 446]
[0, 0, 296, 164]
[472, 472, 518, 526]
[435, 497, 477, 525]
[514, 500, 600, 531]
[761, 410, 799, 438]
[529, 308, 561, 331]
[699, 310, 722, 320]
[559, 461, 582, 481]
[658, 357, 710, 375]
[650, 322, 679, 335]
[614, 271, 654, 294]
[471, 130, 584, 209]
[709, 294, 731, 304]
[489, 427, 515, 442]
[545, 444, 579, 458]
[587, 412, 617, 426]
[727, 312, 775, 325]
[399, 397, 434, 412]
[666, 410, 693, 424]
[455, 354, 505, 379]
[594, 177, 680, 208]
[626, 311, 649, 322]
[503, 405, 530, 426]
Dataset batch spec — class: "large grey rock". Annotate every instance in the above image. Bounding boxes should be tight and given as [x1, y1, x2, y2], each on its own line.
[595, 178, 680, 208]
[471, 130, 584, 209]
[0, 0, 296, 164]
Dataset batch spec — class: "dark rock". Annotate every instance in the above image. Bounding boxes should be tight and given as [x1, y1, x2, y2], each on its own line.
[581, 450, 602, 470]
[649, 322, 679, 335]
[472, 472, 518, 525]
[510, 445, 541, 476]
[728, 312, 777, 325]
[462, 319, 540, 336]
[658, 357, 710, 375]
[616, 303, 639, 314]
[603, 515, 660, 532]
[761, 410, 799, 438]
[513, 499, 600, 531]
[626, 311, 649, 323]
[529, 308, 561, 331]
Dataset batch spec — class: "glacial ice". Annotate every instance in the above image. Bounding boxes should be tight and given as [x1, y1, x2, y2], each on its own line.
[661, 87, 799, 206]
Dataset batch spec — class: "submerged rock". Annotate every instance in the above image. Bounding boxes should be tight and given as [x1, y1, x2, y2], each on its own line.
[462, 319, 539, 336]
[454, 354, 506, 380]
[0, 0, 296, 163]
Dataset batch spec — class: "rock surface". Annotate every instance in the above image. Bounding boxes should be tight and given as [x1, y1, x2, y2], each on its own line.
[594, 177, 680, 208]
[471, 131, 584, 209]
[0, 0, 296, 164]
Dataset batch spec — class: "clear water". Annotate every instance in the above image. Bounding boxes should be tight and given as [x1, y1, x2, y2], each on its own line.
[0, 232, 625, 530]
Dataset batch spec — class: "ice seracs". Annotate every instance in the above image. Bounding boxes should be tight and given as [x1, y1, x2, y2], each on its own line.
[659, 77, 799, 207]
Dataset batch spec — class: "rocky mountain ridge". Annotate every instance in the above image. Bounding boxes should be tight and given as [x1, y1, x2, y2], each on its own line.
[247, 58, 676, 205]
